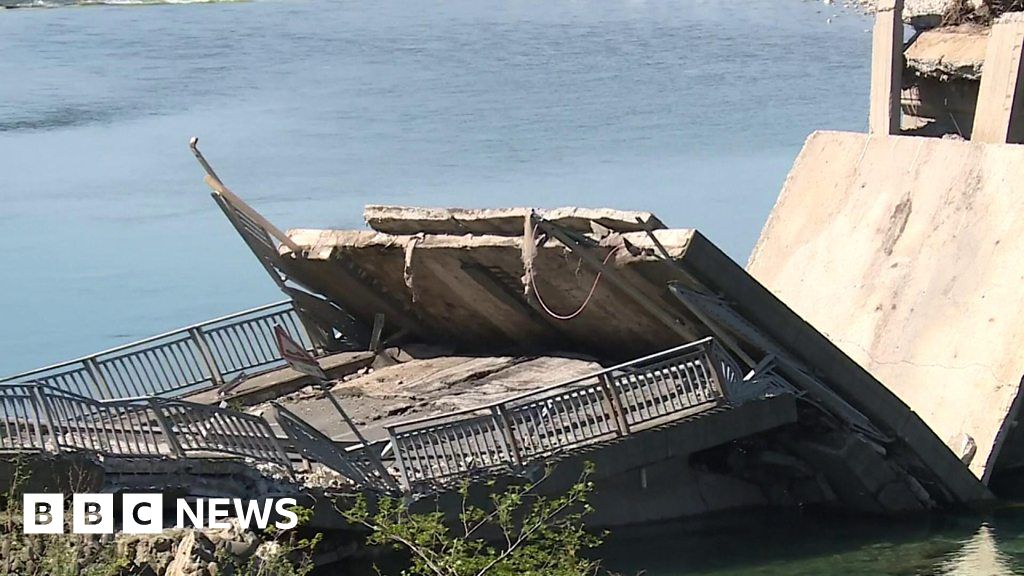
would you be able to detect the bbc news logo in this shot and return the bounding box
[23,494,299,534]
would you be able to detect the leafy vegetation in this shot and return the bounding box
[0,456,124,576]
[343,464,604,576]
[942,0,1024,25]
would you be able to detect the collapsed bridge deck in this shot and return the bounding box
[0,150,996,519]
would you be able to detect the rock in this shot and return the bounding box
[952,432,978,465]
[119,532,182,575]
[165,531,217,576]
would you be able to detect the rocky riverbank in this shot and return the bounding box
[841,0,1019,26]
[2,519,327,576]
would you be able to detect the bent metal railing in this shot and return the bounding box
[385,337,738,490]
[272,403,399,493]
[2,339,755,495]
[0,301,317,400]
[0,383,292,472]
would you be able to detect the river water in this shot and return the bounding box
[4,1,1024,574]
[0,0,871,373]
[600,508,1024,575]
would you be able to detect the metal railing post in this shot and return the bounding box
[704,344,728,405]
[292,306,330,356]
[28,386,59,452]
[261,419,296,478]
[188,328,224,386]
[598,374,630,435]
[386,428,411,491]
[147,399,185,458]
[84,358,114,400]
[491,405,523,467]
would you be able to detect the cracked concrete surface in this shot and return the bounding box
[261,354,601,443]
[748,130,1024,481]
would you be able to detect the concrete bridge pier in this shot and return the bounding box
[973,15,1024,144]
[870,0,904,135]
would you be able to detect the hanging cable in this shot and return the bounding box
[530,245,619,321]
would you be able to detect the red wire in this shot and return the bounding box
[529,246,619,321]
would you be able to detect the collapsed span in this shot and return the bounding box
[189,137,990,513]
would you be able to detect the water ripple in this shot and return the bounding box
[2,0,240,9]
[0,104,130,132]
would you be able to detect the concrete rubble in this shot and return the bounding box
[362,205,666,236]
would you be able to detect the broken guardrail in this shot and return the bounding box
[385,337,739,490]
[273,403,399,492]
[1,337,776,497]
[0,301,316,400]
[0,383,292,472]
[0,382,400,492]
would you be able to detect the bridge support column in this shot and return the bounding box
[973,15,1024,143]
[869,0,904,135]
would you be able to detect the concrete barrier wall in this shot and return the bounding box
[747,130,1024,482]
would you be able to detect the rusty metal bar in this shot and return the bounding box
[532,215,692,340]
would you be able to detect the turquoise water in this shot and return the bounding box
[0,0,871,373]
[600,508,1024,576]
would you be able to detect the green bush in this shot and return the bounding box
[343,464,604,576]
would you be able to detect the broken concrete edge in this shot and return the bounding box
[684,231,993,506]
[362,205,667,236]
[183,351,377,407]
[905,25,989,80]
[284,227,694,261]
